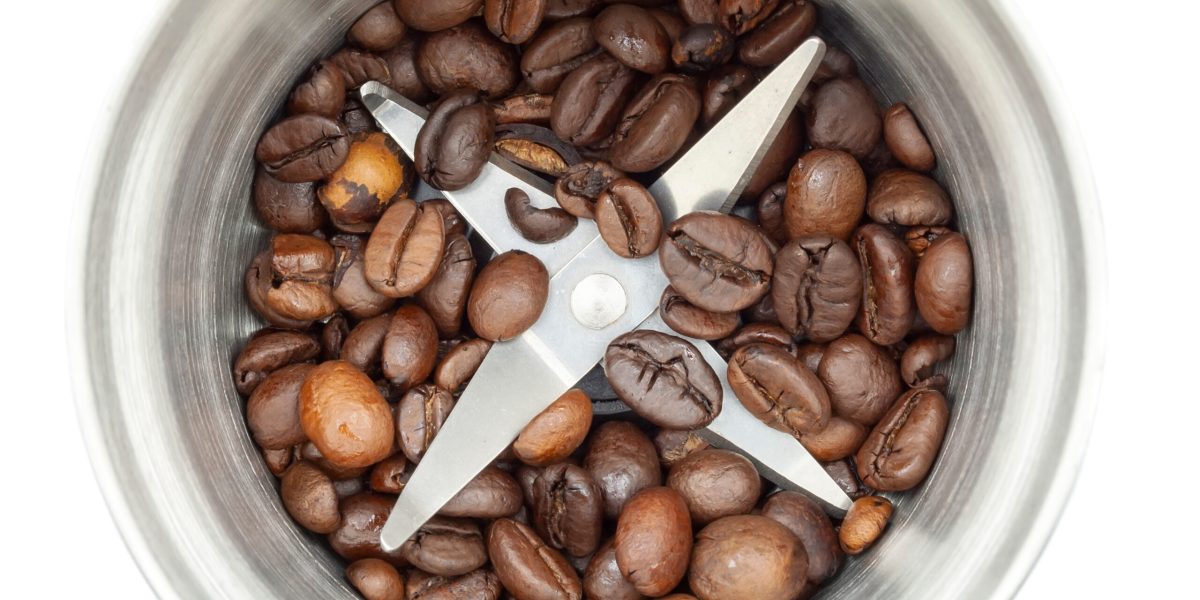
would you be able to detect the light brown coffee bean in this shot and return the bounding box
[689,514,808,600]
[280,460,341,534]
[440,466,524,518]
[900,334,956,389]
[785,149,867,241]
[433,338,492,395]
[883,102,936,171]
[488,518,584,600]
[514,389,593,466]
[839,496,892,555]
[300,361,394,469]
[915,232,973,335]
[396,384,455,463]
[364,199,446,298]
[615,487,692,597]
[467,251,550,341]
[666,449,761,525]
[595,177,663,258]
[346,558,405,600]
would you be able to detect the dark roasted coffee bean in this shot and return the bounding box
[785,149,866,241]
[679,0,778,35]
[672,24,734,73]
[467,251,550,341]
[281,461,341,534]
[415,91,496,191]
[321,313,349,360]
[330,48,392,90]
[854,224,917,345]
[332,235,396,320]
[667,449,760,525]
[288,61,347,119]
[233,330,320,396]
[402,516,489,576]
[257,234,339,323]
[744,108,804,201]
[381,304,439,391]
[329,492,407,564]
[904,225,952,259]
[795,341,825,372]
[495,124,582,177]
[433,338,491,395]
[595,177,663,258]
[716,322,795,358]
[380,35,433,103]
[659,211,774,312]
[505,188,579,244]
[817,334,903,426]
[364,199,445,297]
[867,169,953,227]
[807,78,881,159]
[772,235,862,342]
[247,364,314,450]
[488,518,584,600]
[605,330,722,428]
[839,496,892,555]
[812,45,856,83]
[900,334,955,388]
[416,21,520,98]
[533,463,604,556]
[701,64,754,128]
[319,132,414,232]
[368,453,411,494]
[415,233,476,337]
[406,569,503,600]
[551,53,638,146]
[256,115,350,183]
[799,415,867,462]
[690,514,807,600]
[396,383,454,463]
[653,428,710,468]
[262,446,294,477]
[342,313,391,376]
[755,181,789,246]
[593,4,671,74]
[660,286,739,340]
[486,0,548,43]
[394,0,482,32]
[554,160,625,218]
[824,458,871,499]
[341,98,379,134]
[441,466,524,518]
[609,74,701,173]
[300,361,394,468]
[521,17,602,93]
[545,0,601,19]
[883,102,935,171]
[493,93,556,125]
[857,387,948,491]
[738,0,817,67]
[349,2,408,51]
[761,491,842,585]
[915,232,973,334]
[584,421,662,519]
[253,168,327,234]
[422,199,467,237]
[346,558,405,600]
[728,343,831,436]
[615,487,692,597]
[514,389,593,466]
[583,539,640,600]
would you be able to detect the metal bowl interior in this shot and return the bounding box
[72,0,1103,598]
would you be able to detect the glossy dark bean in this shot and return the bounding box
[584,421,662,519]
[441,466,524,518]
[320,314,349,361]
[233,330,320,396]
[914,232,973,335]
[415,91,496,191]
[411,233,473,337]
[551,53,638,146]
[341,313,390,376]
[504,188,579,244]
[485,0,548,43]
[532,463,604,556]
[728,343,831,436]
[330,235,395,320]
[346,558,405,600]
[288,61,347,119]
[854,224,917,345]
[609,74,702,173]
[300,361,394,469]
[396,384,455,463]
[817,334,903,426]
[761,491,842,585]
[341,97,379,134]
[857,387,949,491]
[605,330,722,429]
[363,199,445,297]
[280,461,341,534]
[739,0,817,66]
[402,516,489,576]
[246,363,314,450]
[405,569,503,600]
[423,198,467,237]
[812,45,856,84]
[593,4,671,74]
[744,108,805,201]
[329,48,392,90]
[467,251,550,341]
[823,458,871,499]
[883,103,935,171]
[653,428,710,468]
[349,2,408,51]
[318,132,414,232]
[381,304,439,391]
[380,35,433,103]
[514,389,593,466]
[614,487,692,597]
[368,453,411,494]
[690,514,807,600]
[679,0,778,34]
[754,182,788,247]
[256,115,350,183]
[701,64,754,128]
[799,416,867,462]
[493,93,555,126]
[660,286,739,340]
[659,211,774,313]
[715,322,795,358]
[807,78,881,160]
[416,21,520,98]
[772,235,862,342]
[795,341,825,372]
[393,0,482,32]
[671,24,735,73]
[595,177,663,258]
[784,149,866,241]
[867,169,953,227]
[488,518,584,600]
[521,17,601,93]
[583,539,641,600]
[667,449,761,525]
[901,334,956,389]
[839,496,892,555]
[329,492,407,564]
[554,160,625,219]
[252,168,327,234]
[433,338,491,395]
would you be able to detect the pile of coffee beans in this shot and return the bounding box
[234,1,974,598]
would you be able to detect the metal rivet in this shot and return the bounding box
[571,273,627,330]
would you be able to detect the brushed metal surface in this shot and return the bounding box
[70,0,1104,598]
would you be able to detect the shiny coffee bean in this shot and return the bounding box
[288,61,346,119]
[396,383,455,463]
[901,334,956,389]
[422,198,467,237]
[406,569,503,600]
[329,492,406,564]
[514,389,593,466]
[415,91,496,191]
[493,93,555,125]
[738,0,818,67]
[329,236,394,319]
[595,177,663,258]
[341,313,391,376]
[415,233,476,338]
[904,225,952,259]
[330,48,392,90]
[496,123,583,177]
[402,516,489,576]
[521,17,602,93]
[394,0,482,32]
[583,539,641,600]
[381,304,439,390]
[551,53,638,146]
[799,416,867,462]
[659,211,775,312]
[584,421,662,519]
[433,338,491,395]
[867,169,953,227]
[784,149,866,241]
[615,487,692,597]
[262,446,293,477]
[667,449,761,525]
[346,558,405,600]
[701,64,754,128]
[795,341,826,372]
[256,115,350,183]
[363,199,445,298]
[233,330,320,396]
[817,334,902,426]
[812,45,857,84]
[857,387,948,491]
[728,343,831,436]
[368,453,411,494]
[593,4,672,74]
[609,74,702,173]
[341,97,379,134]
[660,286,740,340]
[716,322,796,358]
[824,458,871,500]
[505,188,579,244]
[654,428,710,468]
[300,361,394,468]
[545,0,602,19]
[467,251,550,341]
[761,491,842,585]
[689,514,808,600]
[380,36,433,103]
[441,466,524,518]
[744,108,805,201]
[883,102,936,171]
[672,24,735,73]
[247,363,314,450]
[260,234,340,323]
[807,78,881,160]
[416,21,520,98]
[554,160,625,218]
[605,330,722,428]
[280,461,340,534]
[253,168,328,234]
[679,0,778,35]
[319,132,414,232]
[320,314,349,361]
[349,2,408,51]
[486,0,548,43]
[839,496,892,555]
[772,235,862,342]
[488,518,584,600]
[915,232,973,335]
[533,463,604,556]
[854,224,917,345]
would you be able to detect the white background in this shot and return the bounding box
[0,0,1195,597]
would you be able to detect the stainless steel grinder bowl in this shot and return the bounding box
[71,0,1104,598]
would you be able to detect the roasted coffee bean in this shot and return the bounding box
[659,211,774,312]
[738,0,818,67]
[441,466,524,518]
[288,61,347,119]
[784,149,866,241]
[321,314,350,361]
[807,78,881,159]
[415,91,496,191]
[533,463,604,556]
[330,48,392,90]
[299,441,371,481]
[247,364,314,450]
[368,453,411,494]
[493,93,555,125]
[799,416,867,462]
[300,361,394,468]
[735,288,781,325]
[346,558,405,600]
[584,421,662,519]
[593,4,671,74]
[701,64,754,128]
[679,0,778,35]
[329,492,406,564]
[381,304,439,391]
[363,199,445,298]
[667,449,761,525]
[605,330,722,428]
[396,384,454,463]
[729,343,831,436]
[333,476,367,499]
[795,341,825,372]
[495,124,583,177]
[554,160,625,218]
[505,188,579,244]
[253,168,328,234]
[416,22,520,98]
[761,491,842,585]
[883,102,935,171]
[394,0,482,32]
[915,232,973,335]
[467,251,550,341]
[341,98,379,135]
[857,387,948,491]
[660,286,740,340]
[839,496,892,555]
[772,235,862,342]
[595,177,663,258]
[812,45,856,84]
[253,234,339,324]
[615,487,692,596]
[514,389,593,466]
[262,446,294,477]
[415,233,476,337]
[817,334,903,426]
[545,0,601,19]
[233,330,320,396]
[349,2,408,51]
[406,569,503,600]
[867,169,953,227]
[583,539,641,600]
[901,334,955,389]
[488,518,584,600]
[521,17,602,93]
[341,313,391,376]
[904,225,952,259]
[402,516,489,576]
[256,114,350,184]
[690,514,807,600]
[485,0,548,43]
[430,339,490,395]
[280,461,341,534]
[331,235,395,320]
[380,36,433,103]
[609,74,701,173]
[551,53,638,146]
[824,458,871,499]
[744,108,805,201]
[671,24,734,73]
[422,199,467,237]
[318,133,414,232]
[854,224,917,345]
[715,322,795,358]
